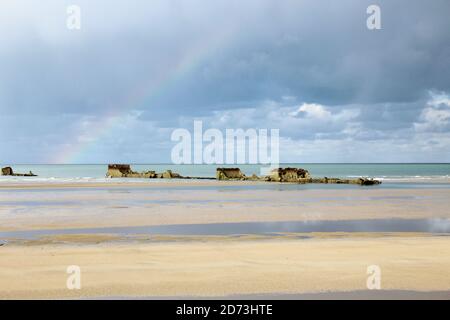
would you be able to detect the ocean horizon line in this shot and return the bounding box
[2,162,450,166]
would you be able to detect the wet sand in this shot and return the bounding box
[0,181,449,232]
[0,181,449,299]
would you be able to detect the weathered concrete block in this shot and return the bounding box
[269,167,311,182]
[106,164,133,178]
[1,167,13,176]
[106,165,182,179]
[142,171,157,178]
[358,178,382,186]
[1,167,36,176]
[161,170,181,179]
[216,168,246,180]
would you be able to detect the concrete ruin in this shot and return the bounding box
[1,167,37,177]
[161,170,182,179]
[267,167,311,182]
[105,164,381,185]
[106,164,158,178]
[216,168,247,180]
[106,164,133,177]
[215,167,381,186]
[106,164,180,179]
[1,167,13,176]
[309,177,381,185]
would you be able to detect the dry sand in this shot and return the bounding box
[0,235,449,299]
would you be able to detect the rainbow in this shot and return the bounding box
[51,28,234,164]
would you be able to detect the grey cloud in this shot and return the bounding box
[0,0,449,163]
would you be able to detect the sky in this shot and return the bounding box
[0,0,449,164]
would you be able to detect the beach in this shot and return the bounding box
[0,173,449,299]
[0,180,449,231]
[1,233,449,299]
[2,0,450,307]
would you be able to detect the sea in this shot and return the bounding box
[0,163,449,184]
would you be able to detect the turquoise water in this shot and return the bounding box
[0,163,449,182]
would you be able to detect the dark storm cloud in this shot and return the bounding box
[0,0,449,163]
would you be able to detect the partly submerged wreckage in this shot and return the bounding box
[106,164,181,179]
[1,167,37,177]
[106,164,381,186]
[215,167,380,185]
